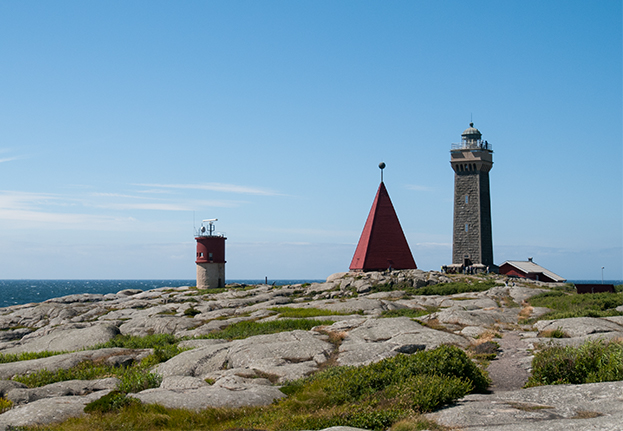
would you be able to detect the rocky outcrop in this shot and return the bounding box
[0,271,621,430]
[427,381,623,430]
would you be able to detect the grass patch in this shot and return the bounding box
[538,327,568,338]
[380,307,438,319]
[527,291,623,321]
[526,339,623,387]
[197,318,335,341]
[269,306,349,318]
[0,396,12,413]
[367,279,500,298]
[92,333,183,366]
[94,333,179,350]
[84,390,140,414]
[0,350,67,364]
[12,360,162,393]
[416,280,500,296]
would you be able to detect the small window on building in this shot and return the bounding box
[465,223,469,232]
[209,253,213,261]
[465,195,469,204]
[199,252,204,257]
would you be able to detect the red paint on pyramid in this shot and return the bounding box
[349,182,417,271]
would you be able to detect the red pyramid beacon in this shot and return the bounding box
[349,163,417,272]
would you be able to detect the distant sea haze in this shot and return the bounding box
[0,279,324,309]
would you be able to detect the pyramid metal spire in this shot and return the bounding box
[349,169,417,272]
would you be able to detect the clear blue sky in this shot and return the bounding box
[0,0,621,281]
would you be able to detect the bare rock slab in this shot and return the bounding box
[337,317,469,366]
[535,317,623,338]
[1,323,120,354]
[131,384,285,410]
[427,380,623,430]
[0,390,112,430]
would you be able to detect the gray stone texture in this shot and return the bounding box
[451,150,494,266]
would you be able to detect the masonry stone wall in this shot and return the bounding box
[452,171,482,265]
[196,263,225,289]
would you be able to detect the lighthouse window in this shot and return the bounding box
[465,223,469,232]
[199,252,204,257]
[209,253,213,261]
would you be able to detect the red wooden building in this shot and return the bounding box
[349,181,417,272]
[499,258,565,283]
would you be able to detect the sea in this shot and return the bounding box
[0,279,620,309]
[0,279,324,309]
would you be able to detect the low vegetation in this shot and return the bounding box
[269,306,350,318]
[12,360,162,394]
[0,350,67,364]
[526,339,623,387]
[538,327,568,339]
[40,345,485,431]
[93,333,183,365]
[0,396,12,414]
[416,280,500,296]
[527,291,623,321]
[197,318,335,341]
[380,307,438,319]
[366,279,500,298]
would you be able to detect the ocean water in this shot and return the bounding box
[1,279,619,309]
[0,279,324,309]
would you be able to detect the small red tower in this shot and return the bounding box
[195,219,226,288]
[350,163,417,272]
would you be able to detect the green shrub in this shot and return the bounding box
[199,318,334,340]
[184,307,201,317]
[84,390,139,414]
[528,291,623,321]
[526,339,623,387]
[117,368,163,393]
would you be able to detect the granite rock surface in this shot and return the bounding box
[0,271,621,430]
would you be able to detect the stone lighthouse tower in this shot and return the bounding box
[450,123,495,270]
[195,219,226,289]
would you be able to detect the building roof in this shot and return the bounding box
[349,182,417,271]
[461,122,482,140]
[500,260,566,282]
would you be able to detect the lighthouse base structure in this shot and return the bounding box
[196,263,225,289]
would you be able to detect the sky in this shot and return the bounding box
[0,0,621,281]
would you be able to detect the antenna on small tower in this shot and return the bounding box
[202,219,218,236]
[379,162,386,183]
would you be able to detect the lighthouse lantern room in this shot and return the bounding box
[195,219,226,289]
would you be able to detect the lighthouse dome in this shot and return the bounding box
[461,123,482,139]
